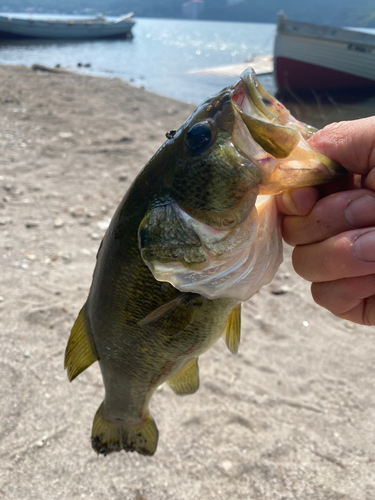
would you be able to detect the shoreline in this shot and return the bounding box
[1,63,375,500]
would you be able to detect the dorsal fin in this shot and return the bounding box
[64,306,99,382]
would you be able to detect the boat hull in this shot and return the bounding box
[0,15,135,40]
[274,15,375,92]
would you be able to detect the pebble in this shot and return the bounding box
[23,351,30,358]
[69,207,84,218]
[25,253,37,261]
[220,460,233,472]
[90,233,101,240]
[269,284,291,295]
[54,218,64,228]
[0,218,12,226]
[0,296,4,302]
[59,132,73,139]
[25,221,39,228]
[96,220,110,231]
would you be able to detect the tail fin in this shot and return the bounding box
[91,403,159,456]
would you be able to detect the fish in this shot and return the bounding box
[64,68,345,456]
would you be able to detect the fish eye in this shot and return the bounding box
[185,121,212,153]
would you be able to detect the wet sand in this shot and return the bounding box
[1,64,375,500]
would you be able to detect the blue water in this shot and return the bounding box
[0,16,276,104]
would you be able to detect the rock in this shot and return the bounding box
[90,233,101,240]
[59,132,73,139]
[25,253,37,261]
[54,218,64,228]
[268,284,291,295]
[69,207,85,218]
[25,221,39,228]
[96,220,110,231]
[0,218,12,226]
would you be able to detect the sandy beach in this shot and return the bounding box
[1,64,375,500]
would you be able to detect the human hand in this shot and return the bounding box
[276,117,375,326]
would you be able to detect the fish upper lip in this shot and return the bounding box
[231,80,248,114]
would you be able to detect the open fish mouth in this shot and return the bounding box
[230,68,346,194]
[232,68,317,141]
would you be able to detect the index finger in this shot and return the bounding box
[308,117,375,182]
[282,189,375,246]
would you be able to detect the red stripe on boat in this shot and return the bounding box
[275,57,375,90]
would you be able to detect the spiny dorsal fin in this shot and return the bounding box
[64,306,98,382]
[167,357,199,395]
[225,304,241,354]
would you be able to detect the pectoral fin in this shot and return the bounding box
[138,293,204,334]
[167,358,199,395]
[64,306,99,382]
[225,304,241,354]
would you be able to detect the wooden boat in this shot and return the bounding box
[0,13,135,40]
[274,13,375,92]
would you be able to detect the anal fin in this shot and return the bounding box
[64,306,98,382]
[167,357,199,395]
[225,304,241,354]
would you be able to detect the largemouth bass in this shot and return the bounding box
[65,69,345,456]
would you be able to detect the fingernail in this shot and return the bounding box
[353,230,375,262]
[281,188,318,216]
[281,190,298,214]
[345,195,375,227]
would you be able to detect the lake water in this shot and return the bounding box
[0,16,276,104]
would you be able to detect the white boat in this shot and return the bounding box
[0,13,136,40]
[274,13,375,92]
